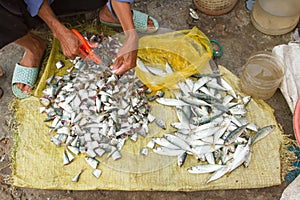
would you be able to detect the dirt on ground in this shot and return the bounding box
[0,0,297,199]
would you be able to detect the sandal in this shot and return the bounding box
[100,9,159,33]
[12,63,39,99]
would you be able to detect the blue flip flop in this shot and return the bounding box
[12,63,39,99]
[100,9,159,33]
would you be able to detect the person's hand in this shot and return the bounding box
[110,44,138,75]
[110,30,138,75]
[37,0,86,60]
[55,27,86,60]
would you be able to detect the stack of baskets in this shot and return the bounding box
[193,0,238,15]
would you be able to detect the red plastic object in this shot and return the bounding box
[294,98,300,146]
[71,29,102,64]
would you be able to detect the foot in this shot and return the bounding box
[99,5,155,32]
[14,33,47,94]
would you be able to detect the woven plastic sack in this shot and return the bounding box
[136,27,213,91]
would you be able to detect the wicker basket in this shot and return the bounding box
[194,0,238,16]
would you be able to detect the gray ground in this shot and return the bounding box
[0,0,296,199]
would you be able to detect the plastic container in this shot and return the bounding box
[251,0,300,35]
[240,52,286,100]
[258,0,300,17]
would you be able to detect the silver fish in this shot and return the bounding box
[187,164,223,174]
[145,65,167,76]
[153,137,181,150]
[224,123,248,145]
[205,152,215,164]
[180,96,211,107]
[156,98,189,106]
[229,139,251,172]
[220,78,237,98]
[192,144,223,156]
[177,151,187,167]
[193,76,211,92]
[206,165,230,183]
[153,146,185,156]
[164,134,192,151]
[251,125,275,145]
[206,79,227,91]
[165,61,174,74]
[243,149,253,168]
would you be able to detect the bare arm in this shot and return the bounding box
[37,0,84,59]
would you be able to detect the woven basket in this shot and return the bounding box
[194,0,238,16]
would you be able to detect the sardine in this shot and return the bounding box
[177,151,187,167]
[187,164,223,174]
[153,146,185,156]
[156,98,189,106]
[206,165,230,183]
[224,123,248,145]
[251,125,275,145]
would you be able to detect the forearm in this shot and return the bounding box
[37,0,67,39]
[37,0,82,59]
[111,0,137,40]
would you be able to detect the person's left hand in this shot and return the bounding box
[110,50,137,75]
[110,37,138,75]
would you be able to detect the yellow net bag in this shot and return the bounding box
[136,26,213,91]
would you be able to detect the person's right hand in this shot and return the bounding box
[37,0,86,60]
[55,27,86,60]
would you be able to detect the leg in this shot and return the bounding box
[14,33,46,94]
[102,0,139,74]
[0,1,46,97]
[99,0,155,32]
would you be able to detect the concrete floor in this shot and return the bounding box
[0,0,297,199]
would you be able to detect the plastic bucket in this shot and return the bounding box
[251,1,300,35]
[240,52,286,100]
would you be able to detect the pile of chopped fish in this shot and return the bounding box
[136,58,276,183]
[40,34,157,181]
[39,32,275,183]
